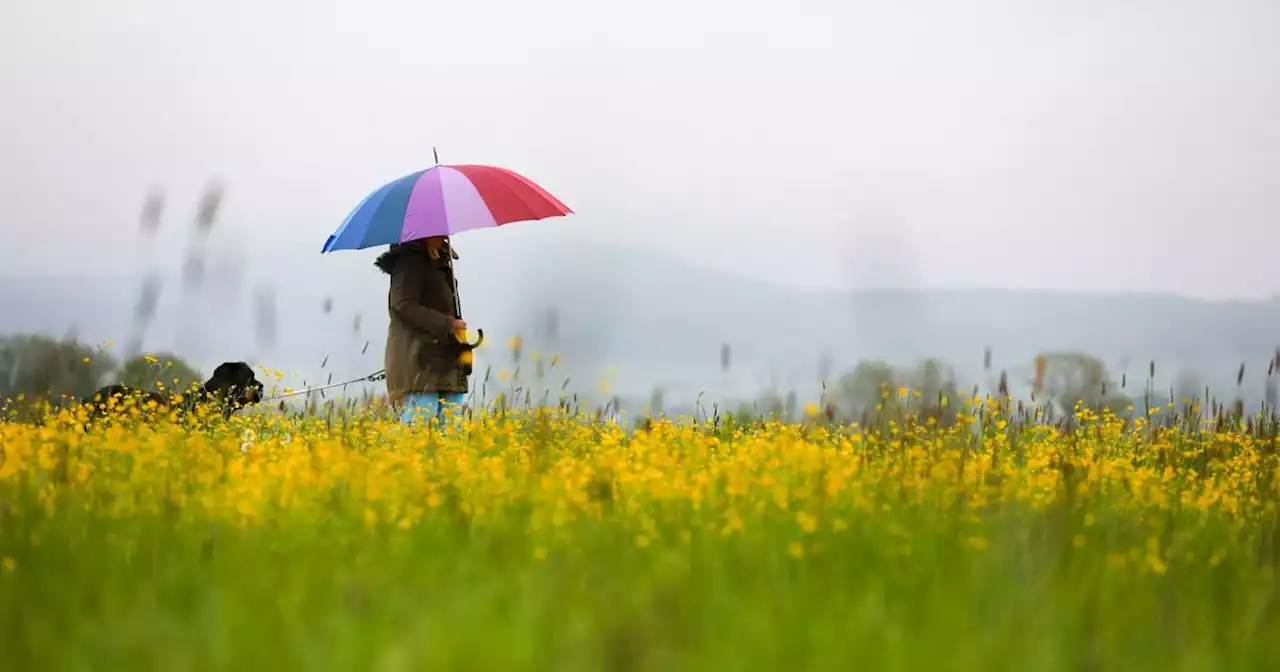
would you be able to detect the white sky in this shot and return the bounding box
[2,0,1278,298]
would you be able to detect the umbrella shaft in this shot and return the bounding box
[445,254,463,318]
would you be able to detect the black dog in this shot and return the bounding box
[83,362,264,421]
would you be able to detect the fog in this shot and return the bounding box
[2,0,1278,406]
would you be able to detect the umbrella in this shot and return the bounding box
[322,160,572,253]
[323,156,571,374]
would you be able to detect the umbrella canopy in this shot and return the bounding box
[323,164,572,253]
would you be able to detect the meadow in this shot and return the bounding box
[2,384,1279,671]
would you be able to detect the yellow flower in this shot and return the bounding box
[0,363,1272,617]
[721,511,744,537]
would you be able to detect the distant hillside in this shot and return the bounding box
[2,241,1278,407]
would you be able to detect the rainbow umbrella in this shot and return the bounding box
[322,159,572,253]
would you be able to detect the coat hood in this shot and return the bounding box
[374,240,458,275]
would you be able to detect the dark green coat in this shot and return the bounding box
[375,241,468,405]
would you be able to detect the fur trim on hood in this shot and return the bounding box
[374,240,457,275]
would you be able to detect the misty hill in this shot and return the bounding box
[3,241,1279,407]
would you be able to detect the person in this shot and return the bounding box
[374,236,469,426]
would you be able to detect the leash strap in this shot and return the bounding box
[262,369,386,403]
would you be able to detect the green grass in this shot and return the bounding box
[3,495,1278,670]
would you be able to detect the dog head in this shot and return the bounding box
[203,362,264,411]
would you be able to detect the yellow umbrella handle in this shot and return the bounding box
[455,328,484,371]
[455,328,484,350]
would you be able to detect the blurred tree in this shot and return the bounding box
[822,358,959,425]
[834,360,897,415]
[904,358,959,406]
[903,358,961,427]
[1032,351,1130,416]
[0,335,118,404]
[117,353,203,394]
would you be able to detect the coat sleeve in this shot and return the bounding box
[389,259,456,340]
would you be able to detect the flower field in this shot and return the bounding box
[2,397,1279,670]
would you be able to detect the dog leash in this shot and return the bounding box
[262,369,387,403]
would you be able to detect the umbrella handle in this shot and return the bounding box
[455,328,484,350]
[455,328,483,376]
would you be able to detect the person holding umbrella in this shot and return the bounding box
[321,156,572,427]
[374,235,469,425]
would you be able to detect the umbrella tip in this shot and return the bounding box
[433,147,439,165]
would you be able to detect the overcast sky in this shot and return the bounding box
[2,0,1278,299]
